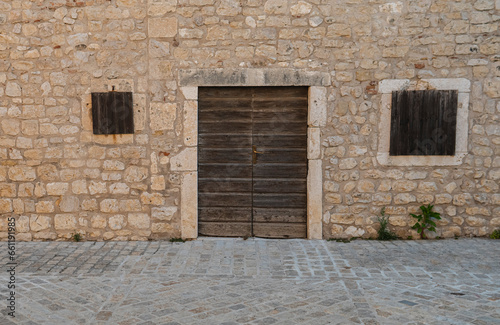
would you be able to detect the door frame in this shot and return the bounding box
[177,69,330,240]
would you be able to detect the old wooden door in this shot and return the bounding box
[198,87,308,238]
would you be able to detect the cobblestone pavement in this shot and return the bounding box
[0,238,499,325]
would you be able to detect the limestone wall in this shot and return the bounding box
[0,0,499,241]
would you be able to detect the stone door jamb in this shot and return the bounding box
[177,69,330,240]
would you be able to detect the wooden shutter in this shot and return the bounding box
[91,92,134,135]
[390,90,457,156]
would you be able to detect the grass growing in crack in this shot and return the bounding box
[490,229,500,239]
[376,207,398,241]
[71,233,82,242]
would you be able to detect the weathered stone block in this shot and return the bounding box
[109,215,126,230]
[0,199,13,213]
[89,181,107,195]
[150,103,176,131]
[140,192,165,205]
[128,213,150,229]
[36,201,55,213]
[8,167,36,181]
[124,166,148,183]
[91,215,107,229]
[453,193,473,206]
[54,214,77,230]
[372,193,392,206]
[37,164,58,181]
[151,175,166,191]
[30,215,51,232]
[357,180,375,193]
[325,194,342,204]
[5,82,22,97]
[465,207,490,216]
[392,180,417,192]
[17,215,30,232]
[418,182,438,193]
[119,199,142,212]
[394,193,417,205]
[435,194,452,204]
[1,119,20,135]
[100,199,119,213]
[46,183,69,195]
[149,17,177,38]
[59,196,79,212]
[329,213,355,224]
[152,223,173,233]
[0,183,16,198]
[465,216,487,226]
[81,199,98,211]
[72,180,88,194]
[170,148,197,171]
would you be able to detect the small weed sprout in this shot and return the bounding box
[376,207,398,240]
[490,229,500,239]
[410,204,441,239]
[71,233,82,242]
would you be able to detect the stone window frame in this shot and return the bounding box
[377,78,470,166]
[177,69,330,240]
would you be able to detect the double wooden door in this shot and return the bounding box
[198,87,308,238]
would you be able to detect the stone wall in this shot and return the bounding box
[0,0,499,241]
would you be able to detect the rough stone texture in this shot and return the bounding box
[0,0,498,241]
[4,239,500,323]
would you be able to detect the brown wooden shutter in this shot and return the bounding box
[91,92,134,135]
[390,90,457,156]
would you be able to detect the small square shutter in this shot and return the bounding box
[390,90,458,156]
[91,92,134,135]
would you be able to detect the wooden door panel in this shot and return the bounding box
[198,163,252,178]
[198,86,308,238]
[198,108,252,122]
[253,149,307,163]
[253,193,307,208]
[199,135,253,148]
[253,135,307,148]
[252,223,307,239]
[199,179,252,193]
[253,164,308,178]
[199,207,252,222]
[199,193,252,207]
[252,179,306,193]
[198,122,252,134]
[252,110,308,122]
[253,122,307,135]
[198,148,252,163]
[198,222,252,237]
[253,208,307,223]
[198,87,253,237]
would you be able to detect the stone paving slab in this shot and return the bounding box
[0,238,499,324]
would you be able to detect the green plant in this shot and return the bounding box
[490,229,500,239]
[376,207,398,240]
[410,204,441,239]
[71,233,82,242]
[169,237,186,243]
